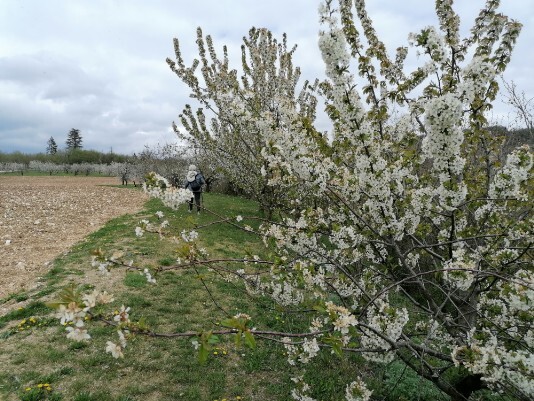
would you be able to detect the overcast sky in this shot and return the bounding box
[0,0,532,155]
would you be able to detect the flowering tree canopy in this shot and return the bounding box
[255,0,531,399]
[166,27,320,217]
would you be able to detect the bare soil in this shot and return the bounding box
[0,176,148,303]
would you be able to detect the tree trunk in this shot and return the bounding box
[450,374,484,401]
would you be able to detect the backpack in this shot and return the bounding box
[189,175,201,191]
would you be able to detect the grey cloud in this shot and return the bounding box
[0,53,113,101]
[0,0,532,155]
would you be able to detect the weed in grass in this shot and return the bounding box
[40,348,68,363]
[122,294,152,309]
[69,341,89,351]
[158,257,175,266]
[19,383,61,401]
[2,292,30,303]
[0,330,14,339]
[0,302,50,325]
[57,366,75,376]
[123,273,147,288]
[79,353,110,369]
[35,286,56,298]
[73,392,97,401]
[80,391,123,401]
[116,396,137,401]
[0,373,20,393]
[14,316,55,334]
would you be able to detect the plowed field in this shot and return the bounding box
[0,176,148,302]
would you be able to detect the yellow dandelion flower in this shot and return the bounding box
[25,387,32,391]
[236,397,242,400]
[223,350,228,355]
[213,351,218,355]
[37,384,44,388]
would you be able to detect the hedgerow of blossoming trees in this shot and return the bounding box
[49,1,532,400]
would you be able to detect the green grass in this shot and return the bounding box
[0,191,449,401]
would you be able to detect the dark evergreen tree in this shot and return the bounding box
[66,128,83,150]
[46,136,58,155]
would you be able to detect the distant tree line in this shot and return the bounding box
[0,142,197,188]
[0,148,130,165]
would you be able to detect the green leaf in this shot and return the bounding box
[208,335,220,345]
[332,343,343,357]
[46,283,83,308]
[221,318,239,329]
[198,343,209,364]
[235,330,242,347]
[244,330,256,349]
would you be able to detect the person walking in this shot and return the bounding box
[184,164,206,213]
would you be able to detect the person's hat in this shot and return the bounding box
[188,164,197,171]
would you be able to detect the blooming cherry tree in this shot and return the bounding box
[255,1,532,400]
[167,27,319,217]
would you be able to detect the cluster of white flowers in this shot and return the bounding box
[141,268,157,284]
[423,26,450,65]
[345,379,373,401]
[422,93,465,174]
[474,145,532,220]
[143,173,192,210]
[489,145,533,200]
[268,280,304,306]
[106,330,128,359]
[54,289,116,344]
[326,301,358,337]
[452,327,534,395]
[290,376,317,401]
[91,255,111,275]
[459,57,496,104]
[360,300,409,363]
[180,229,199,243]
[283,336,321,366]
[82,289,114,311]
[443,248,477,291]
[113,305,131,324]
[135,213,170,240]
